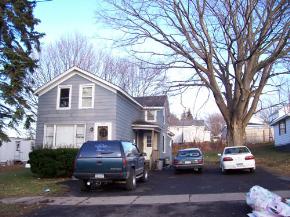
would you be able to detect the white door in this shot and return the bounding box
[143,133,153,160]
[55,125,74,147]
[94,122,112,140]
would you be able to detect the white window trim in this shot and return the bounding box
[79,84,95,109]
[145,110,157,122]
[56,85,72,110]
[94,122,112,140]
[162,134,166,153]
[43,124,86,148]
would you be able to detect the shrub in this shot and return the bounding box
[29,148,79,178]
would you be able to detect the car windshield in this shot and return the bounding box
[224,147,250,155]
[79,141,122,158]
[177,150,201,157]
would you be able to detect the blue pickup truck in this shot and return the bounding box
[73,140,148,191]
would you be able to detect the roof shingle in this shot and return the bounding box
[134,95,167,107]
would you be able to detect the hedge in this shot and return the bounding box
[29,148,79,178]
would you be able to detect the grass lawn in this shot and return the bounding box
[0,166,69,198]
[204,143,290,177]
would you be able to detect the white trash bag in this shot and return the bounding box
[246,185,290,217]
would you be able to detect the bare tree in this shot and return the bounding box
[97,0,290,146]
[32,33,100,88]
[205,113,226,136]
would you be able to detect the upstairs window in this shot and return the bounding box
[145,110,157,122]
[57,85,71,109]
[79,84,94,109]
[279,120,286,135]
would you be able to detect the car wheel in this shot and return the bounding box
[249,168,255,173]
[80,180,91,192]
[197,168,203,174]
[140,168,148,182]
[221,166,227,174]
[125,169,136,190]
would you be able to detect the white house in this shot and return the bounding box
[270,105,290,147]
[169,119,211,143]
[221,115,273,144]
[0,137,34,164]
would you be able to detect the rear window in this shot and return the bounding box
[78,141,122,158]
[224,147,250,155]
[177,150,201,157]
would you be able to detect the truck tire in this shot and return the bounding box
[125,169,136,190]
[140,168,148,182]
[80,180,91,192]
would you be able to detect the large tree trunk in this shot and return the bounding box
[226,121,246,146]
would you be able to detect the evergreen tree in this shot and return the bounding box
[0,0,44,141]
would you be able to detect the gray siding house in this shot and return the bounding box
[35,66,173,163]
[270,105,290,147]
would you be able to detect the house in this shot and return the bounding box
[270,105,290,147]
[34,66,173,164]
[221,115,273,144]
[0,137,34,164]
[169,119,211,143]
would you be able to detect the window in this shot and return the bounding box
[279,120,286,135]
[145,110,156,122]
[15,141,20,151]
[122,142,139,156]
[146,135,152,147]
[45,125,54,147]
[79,84,94,109]
[57,85,71,109]
[76,124,85,147]
[44,124,85,148]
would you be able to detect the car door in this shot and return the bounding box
[132,144,144,175]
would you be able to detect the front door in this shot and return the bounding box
[94,122,112,141]
[143,133,153,160]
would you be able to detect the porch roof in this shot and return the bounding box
[132,120,161,132]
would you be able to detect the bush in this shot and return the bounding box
[29,148,79,178]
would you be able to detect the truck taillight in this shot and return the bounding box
[122,158,127,168]
[245,155,255,160]
[223,157,233,161]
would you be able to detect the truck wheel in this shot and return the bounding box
[80,180,91,192]
[140,168,148,182]
[125,169,136,190]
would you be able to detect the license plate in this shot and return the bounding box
[185,161,191,164]
[236,163,243,167]
[95,174,104,179]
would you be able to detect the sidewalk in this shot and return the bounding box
[1,191,290,206]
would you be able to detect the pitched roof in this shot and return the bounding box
[170,119,205,127]
[34,66,144,107]
[134,95,167,107]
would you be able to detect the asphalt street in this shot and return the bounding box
[63,165,290,197]
[28,202,252,217]
[20,165,290,217]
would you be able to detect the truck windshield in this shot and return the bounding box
[78,141,122,158]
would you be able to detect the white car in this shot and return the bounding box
[218,146,255,173]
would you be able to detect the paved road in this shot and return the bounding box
[28,202,252,217]
[17,165,290,217]
[63,165,290,196]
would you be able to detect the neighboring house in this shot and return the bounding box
[0,137,34,164]
[35,66,173,164]
[169,119,211,143]
[270,105,290,147]
[221,115,273,144]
